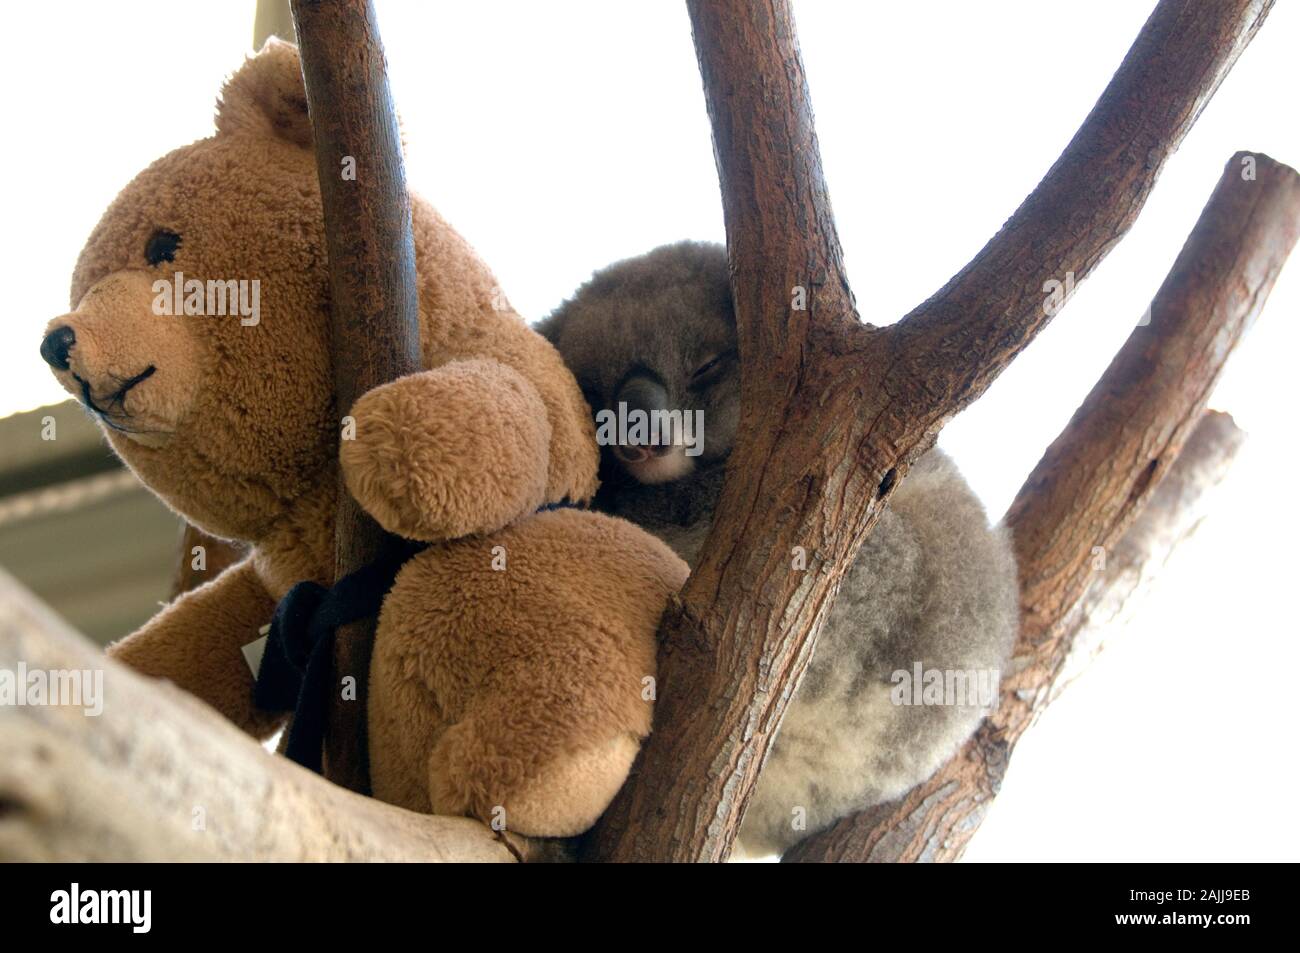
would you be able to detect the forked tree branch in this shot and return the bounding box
[583,0,1276,862]
[785,153,1300,863]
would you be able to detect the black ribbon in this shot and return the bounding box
[254,540,426,774]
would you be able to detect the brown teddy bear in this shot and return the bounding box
[38,40,687,837]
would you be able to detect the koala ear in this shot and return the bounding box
[216,37,314,149]
[534,310,565,345]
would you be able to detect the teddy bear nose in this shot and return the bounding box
[40,325,76,370]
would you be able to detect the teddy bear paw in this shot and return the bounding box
[340,360,553,541]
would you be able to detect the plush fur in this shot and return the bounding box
[540,241,1020,855]
[42,40,686,837]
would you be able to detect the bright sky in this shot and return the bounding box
[3,1,1297,860]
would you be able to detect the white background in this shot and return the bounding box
[2,1,1296,860]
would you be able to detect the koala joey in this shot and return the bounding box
[539,241,1020,858]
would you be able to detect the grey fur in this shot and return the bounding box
[540,241,1020,857]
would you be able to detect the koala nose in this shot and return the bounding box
[615,376,670,443]
[40,326,76,370]
[613,374,680,464]
[612,443,674,464]
[613,444,650,463]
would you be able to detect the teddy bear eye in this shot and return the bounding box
[144,229,182,266]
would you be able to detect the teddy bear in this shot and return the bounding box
[38,39,687,838]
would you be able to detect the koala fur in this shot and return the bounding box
[540,241,1020,856]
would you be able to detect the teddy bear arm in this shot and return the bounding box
[340,359,553,541]
[448,317,601,507]
[106,556,285,739]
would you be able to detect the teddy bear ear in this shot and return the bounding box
[215,37,315,149]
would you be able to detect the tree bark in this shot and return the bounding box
[1010,152,1298,644]
[583,0,1276,862]
[0,568,513,863]
[1050,411,1246,702]
[784,152,1300,863]
[291,0,422,794]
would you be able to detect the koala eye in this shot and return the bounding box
[144,229,182,266]
[691,351,730,385]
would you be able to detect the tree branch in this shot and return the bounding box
[584,0,1277,862]
[291,0,422,793]
[0,568,513,862]
[1010,151,1299,642]
[1050,410,1246,703]
[785,152,1300,863]
[582,0,872,862]
[888,1,1275,425]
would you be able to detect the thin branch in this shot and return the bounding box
[887,1,1276,427]
[785,152,1300,863]
[1010,151,1299,641]
[1050,410,1247,703]
[291,0,422,792]
[584,0,1276,863]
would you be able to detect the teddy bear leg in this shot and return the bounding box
[367,508,687,838]
[370,508,687,836]
[428,711,642,838]
[339,360,553,541]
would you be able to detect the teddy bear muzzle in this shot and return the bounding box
[42,273,204,445]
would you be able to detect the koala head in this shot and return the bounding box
[40,41,339,541]
[539,241,738,486]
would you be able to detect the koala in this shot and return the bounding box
[540,241,1020,857]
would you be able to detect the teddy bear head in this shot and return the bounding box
[41,41,369,541]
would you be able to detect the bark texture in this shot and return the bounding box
[1051,410,1246,701]
[584,0,1276,863]
[291,0,422,793]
